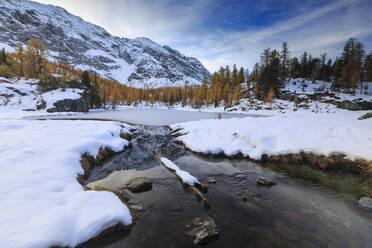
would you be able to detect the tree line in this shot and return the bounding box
[1,38,371,108]
[0,39,132,108]
[250,38,372,100]
[0,39,246,108]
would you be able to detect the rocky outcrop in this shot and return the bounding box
[358,112,372,120]
[77,128,131,184]
[47,93,90,112]
[278,90,372,111]
[36,99,46,110]
[47,98,89,113]
[337,100,361,111]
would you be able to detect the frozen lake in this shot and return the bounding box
[36,108,267,126]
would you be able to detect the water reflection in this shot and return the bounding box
[86,126,372,248]
[32,108,268,126]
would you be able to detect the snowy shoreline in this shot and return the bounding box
[0,78,135,248]
[0,116,134,248]
[171,110,372,162]
[1,76,372,247]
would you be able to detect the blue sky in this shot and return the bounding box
[34,0,372,72]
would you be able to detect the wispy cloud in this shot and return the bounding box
[34,0,372,72]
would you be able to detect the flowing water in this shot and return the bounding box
[83,125,372,248]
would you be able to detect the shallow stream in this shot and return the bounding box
[84,125,372,248]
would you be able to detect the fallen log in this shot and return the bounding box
[159,156,210,209]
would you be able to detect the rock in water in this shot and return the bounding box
[207,177,217,184]
[125,177,153,193]
[187,217,219,245]
[257,176,277,187]
[359,197,372,209]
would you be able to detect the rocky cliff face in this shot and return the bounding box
[0,0,211,87]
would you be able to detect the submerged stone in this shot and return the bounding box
[207,177,217,184]
[359,197,372,209]
[125,177,153,193]
[257,176,277,187]
[187,217,219,245]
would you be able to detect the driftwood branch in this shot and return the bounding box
[158,156,210,209]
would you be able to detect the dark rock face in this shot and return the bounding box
[337,100,361,111]
[356,100,372,110]
[336,100,372,111]
[125,177,153,193]
[0,0,211,87]
[47,94,90,112]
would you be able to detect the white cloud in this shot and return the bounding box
[183,0,372,71]
[33,0,372,72]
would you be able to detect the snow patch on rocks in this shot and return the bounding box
[41,88,84,109]
[0,77,84,111]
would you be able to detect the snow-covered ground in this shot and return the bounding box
[113,79,372,162]
[284,78,372,97]
[0,78,133,248]
[112,78,371,116]
[171,109,372,161]
[0,77,83,111]
[1,76,372,247]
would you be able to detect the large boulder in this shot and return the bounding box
[54,98,89,112]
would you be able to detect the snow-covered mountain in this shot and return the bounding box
[0,0,211,87]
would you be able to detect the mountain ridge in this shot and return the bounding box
[0,0,211,87]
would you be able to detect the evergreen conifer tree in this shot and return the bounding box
[0,48,6,64]
[365,53,372,82]
[280,41,290,82]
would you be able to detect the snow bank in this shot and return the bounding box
[41,88,84,109]
[0,118,132,248]
[171,111,372,161]
[160,157,200,186]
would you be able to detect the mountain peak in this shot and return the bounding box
[0,0,211,87]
